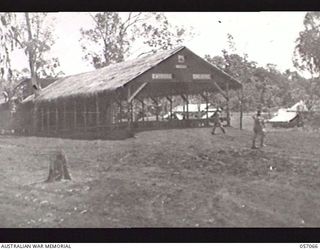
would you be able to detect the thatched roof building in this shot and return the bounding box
[25,46,241,103]
[18,46,242,139]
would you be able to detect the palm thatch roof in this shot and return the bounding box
[24,46,242,103]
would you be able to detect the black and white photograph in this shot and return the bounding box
[0,11,319,231]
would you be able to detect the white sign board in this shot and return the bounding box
[192,74,211,80]
[175,64,187,69]
[152,73,173,80]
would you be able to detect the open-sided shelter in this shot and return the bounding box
[19,46,242,139]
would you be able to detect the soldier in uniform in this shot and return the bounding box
[211,108,226,135]
[252,109,266,149]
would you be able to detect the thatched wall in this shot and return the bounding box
[28,91,115,139]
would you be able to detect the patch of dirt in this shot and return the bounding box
[0,115,320,227]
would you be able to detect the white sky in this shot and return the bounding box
[12,12,307,77]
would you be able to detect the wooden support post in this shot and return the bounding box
[226,82,230,127]
[46,106,50,133]
[137,99,145,122]
[119,101,122,123]
[55,101,58,132]
[41,108,44,132]
[197,97,201,121]
[205,91,209,121]
[181,94,189,120]
[186,94,189,120]
[73,99,77,129]
[33,105,38,135]
[151,97,159,121]
[113,96,121,124]
[96,94,100,127]
[63,100,66,130]
[127,87,132,130]
[200,91,209,121]
[240,88,243,130]
[130,101,134,124]
[182,99,185,118]
[166,96,173,120]
[141,100,145,122]
[83,101,87,132]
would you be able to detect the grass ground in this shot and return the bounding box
[1,113,320,227]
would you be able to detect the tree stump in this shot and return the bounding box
[45,150,71,183]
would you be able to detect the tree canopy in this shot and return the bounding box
[294,12,320,77]
[80,12,193,69]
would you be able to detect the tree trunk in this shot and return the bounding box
[25,13,40,96]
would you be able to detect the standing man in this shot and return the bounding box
[252,109,266,149]
[211,108,226,135]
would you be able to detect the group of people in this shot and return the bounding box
[210,107,266,149]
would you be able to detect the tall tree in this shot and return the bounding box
[24,13,39,94]
[80,12,192,69]
[19,13,63,83]
[0,13,19,100]
[293,12,320,110]
[80,12,144,68]
[0,13,17,81]
[137,12,190,56]
[294,12,320,77]
[0,13,63,99]
[205,34,258,112]
[205,33,296,111]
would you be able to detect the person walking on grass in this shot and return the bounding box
[211,108,225,135]
[252,109,266,149]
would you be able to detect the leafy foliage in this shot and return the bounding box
[205,34,298,112]
[80,12,137,68]
[0,13,18,82]
[294,12,320,77]
[19,13,63,79]
[0,12,63,102]
[293,12,320,110]
[80,12,193,69]
[137,13,190,55]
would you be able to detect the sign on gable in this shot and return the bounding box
[178,55,185,63]
[152,73,173,80]
[175,64,187,69]
[192,74,211,80]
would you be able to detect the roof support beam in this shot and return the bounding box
[211,80,228,99]
[127,82,149,103]
[180,94,188,103]
[166,96,172,103]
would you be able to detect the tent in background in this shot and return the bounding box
[268,101,308,127]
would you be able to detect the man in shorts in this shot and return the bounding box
[211,108,226,135]
[252,109,266,149]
